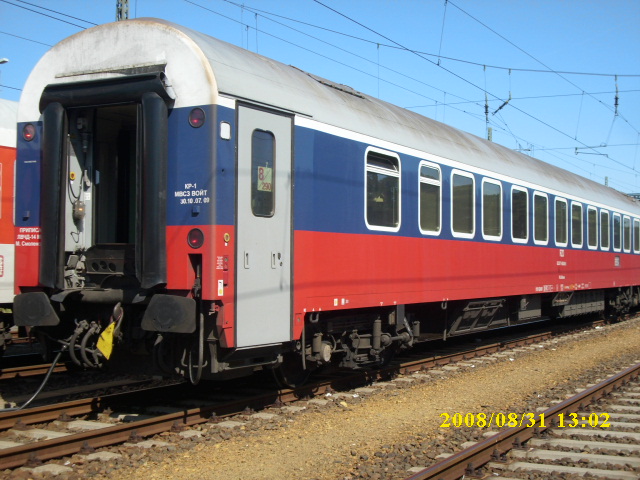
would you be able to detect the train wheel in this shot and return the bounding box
[152,335,177,376]
[273,352,310,388]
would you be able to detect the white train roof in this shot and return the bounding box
[0,99,17,148]
[19,18,639,214]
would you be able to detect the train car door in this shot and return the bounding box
[236,106,292,348]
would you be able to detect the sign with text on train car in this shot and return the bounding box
[173,183,210,205]
[257,166,273,192]
[16,227,41,247]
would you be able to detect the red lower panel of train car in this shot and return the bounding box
[293,230,639,316]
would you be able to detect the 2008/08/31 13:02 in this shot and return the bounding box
[439,412,611,428]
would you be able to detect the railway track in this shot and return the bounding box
[0,363,67,381]
[406,361,640,480]
[0,321,610,472]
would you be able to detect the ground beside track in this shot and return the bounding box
[32,319,640,480]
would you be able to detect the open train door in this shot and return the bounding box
[236,105,292,348]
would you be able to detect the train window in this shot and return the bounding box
[482,179,502,240]
[587,207,598,249]
[555,198,568,247]
[251,129,275,217]
[634,219,640,254]
[613,213,621,251]
[623,216,631,253]
[451,170,475,238]
[365,148,400,231]
[571,203,583,248]
[533,192,548,244]
[511,187,528,243]
[419,162,441,235]
[600,210,610,250]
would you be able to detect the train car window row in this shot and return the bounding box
[363,149,640,253]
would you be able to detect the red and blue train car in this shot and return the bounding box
[0,99,17,354]
[12,19,640,381]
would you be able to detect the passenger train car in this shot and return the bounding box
[13,19,640,382]
[0,99,17,355]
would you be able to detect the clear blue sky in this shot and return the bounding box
[1,0,639,193]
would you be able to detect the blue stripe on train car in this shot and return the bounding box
[15,122,43,228]
[166,105,214,227]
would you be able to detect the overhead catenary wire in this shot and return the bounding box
[5,0,638,190]
[446,0,639,136]
[574,91,585,140]
[404,89,640,109]
[15,0,98,26]
[0,29,53,47]
[311,0,640,176]
[437,0,448,66]
[219,0,640,79]
[195,0,552,155]
[184,0,460,108]
[0,0,90,29]
[182,0,640,182]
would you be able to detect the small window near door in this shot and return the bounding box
[482,179,502,240]
[600,210,610,250]
[613,213,621,251]
[365,148,401,230]
[571,202,583,247]
[533,192,548,244]
[623,216,631,253]
[251,129,275,217]
[419,162,441,235]
[511,186,528,242]
[555,198,568,247]
[587,206,598,249]
[451,171,475,237]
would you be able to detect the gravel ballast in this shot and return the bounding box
[8,318,640,480]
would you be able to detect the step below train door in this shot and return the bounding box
[236,105,292,348]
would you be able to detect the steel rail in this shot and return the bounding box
[405,361,640,480]
[0,382,184,431]
[0,363,67,380]
[0,321,607,470]
[0,382,315,469]
[396,329,561,375]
